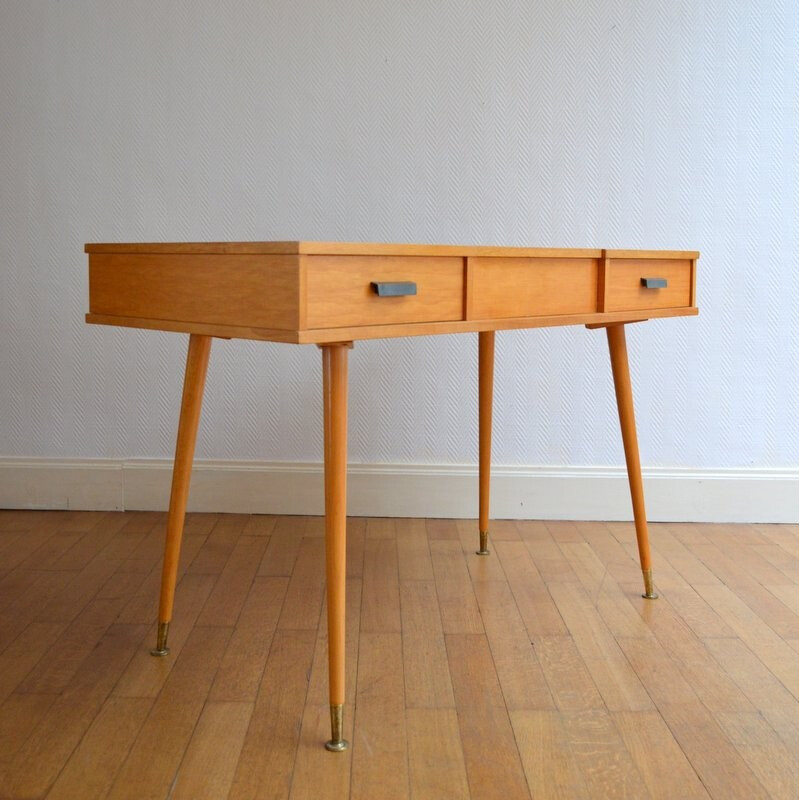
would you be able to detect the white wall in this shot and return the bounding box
[0,1,797,519]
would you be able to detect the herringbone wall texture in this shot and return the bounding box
[0,1,797,470]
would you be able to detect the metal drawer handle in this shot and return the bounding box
[641,277,668,289]
[370,281,417,297]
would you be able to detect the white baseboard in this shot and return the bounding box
[0,458,796,523]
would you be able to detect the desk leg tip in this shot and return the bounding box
[476,530,490,556]
[150,621,170,657]
[641,569,658,599]
[325,704,348,752]
[325,739,349,752]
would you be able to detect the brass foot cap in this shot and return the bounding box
[150,646,170,657]
[325,739,349,752]
[476,548,490,556]
[642,592,659,600]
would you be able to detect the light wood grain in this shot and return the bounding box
[322,343,349,717]
[478,330,494,546]
[89,253,301,329]
[86,304,698,343]
[305,255,464,327]
[607,324,653,587]
[157,335,212,634]
[1,512,791,800]
[605,257,692,312]
[469,256,598,319]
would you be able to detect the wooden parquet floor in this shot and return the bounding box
[0,510,796,799]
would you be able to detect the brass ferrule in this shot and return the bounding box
[476,530,490,555]
[325,704,349,752]
[150,621,171,657]
[641,568,658,599]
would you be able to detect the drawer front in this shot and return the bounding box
[604,258,692,311]
[89,253,301,329]
[304,256,464,328]
[469,257,598,320]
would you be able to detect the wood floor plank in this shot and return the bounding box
[511,710,590,799]
[714,710,799,799]
[547,582,652,711]
[112,573,217,698]
[749,523,799,557]
[186,513,248,575]
[617,635,771,800]
[107,625,232,800]
[445,633,531,800]
[350,632,409,800]
[517,520,580,584]
[407,708,471,800]
[365,517,396,539]
[257,516,305,576]
[209,576,289,703]
[171,700,254,800]
[47,696,153,800]
[17,584,141,694]
[241,514,277,536]
[400,579,455,708]
[533,635,605,712]
[289,579,362,800]
[612,710,711,800]
[472,579,553,710]
[228,629,318,800]
[396,518,434,581]
[495,540,568,636]
[0,623,149,799]
[692,581,798,697]
[682,539,798,636]
[0,620,65,704]
[620,586,756,713]
[196,534,270,627]
[430,540,484,634]
[0,570,74,654]
[360,537,401,634]
[0,691,56,766]
[704,636,799,753]
[0,513,794,799]
[561,709,652,799]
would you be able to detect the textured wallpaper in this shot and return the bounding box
[0,0,797,469]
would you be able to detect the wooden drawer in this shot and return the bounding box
[89,253,301,330]
[304,255,464,328]
[603,258,693,312]
[468,257,599,320]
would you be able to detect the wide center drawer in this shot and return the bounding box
[304,255,464,328]
[468,257,599,320]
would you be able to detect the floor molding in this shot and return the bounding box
[0,458,796,523]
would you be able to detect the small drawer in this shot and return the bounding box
[304,255,464,328]
[604,258,692,312]
[468,257,599,320]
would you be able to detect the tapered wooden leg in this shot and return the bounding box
[150,334,212,656]
[477,330,495,555]
[606,324,658,599]
[322,343,350,751]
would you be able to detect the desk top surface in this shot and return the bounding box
[85,241,699,259]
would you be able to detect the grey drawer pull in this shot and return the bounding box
[370,281,417,297]
[641,277,668,289]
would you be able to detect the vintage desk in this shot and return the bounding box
[85,241,699,750]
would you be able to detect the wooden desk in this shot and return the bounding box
[85,241,699,750]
